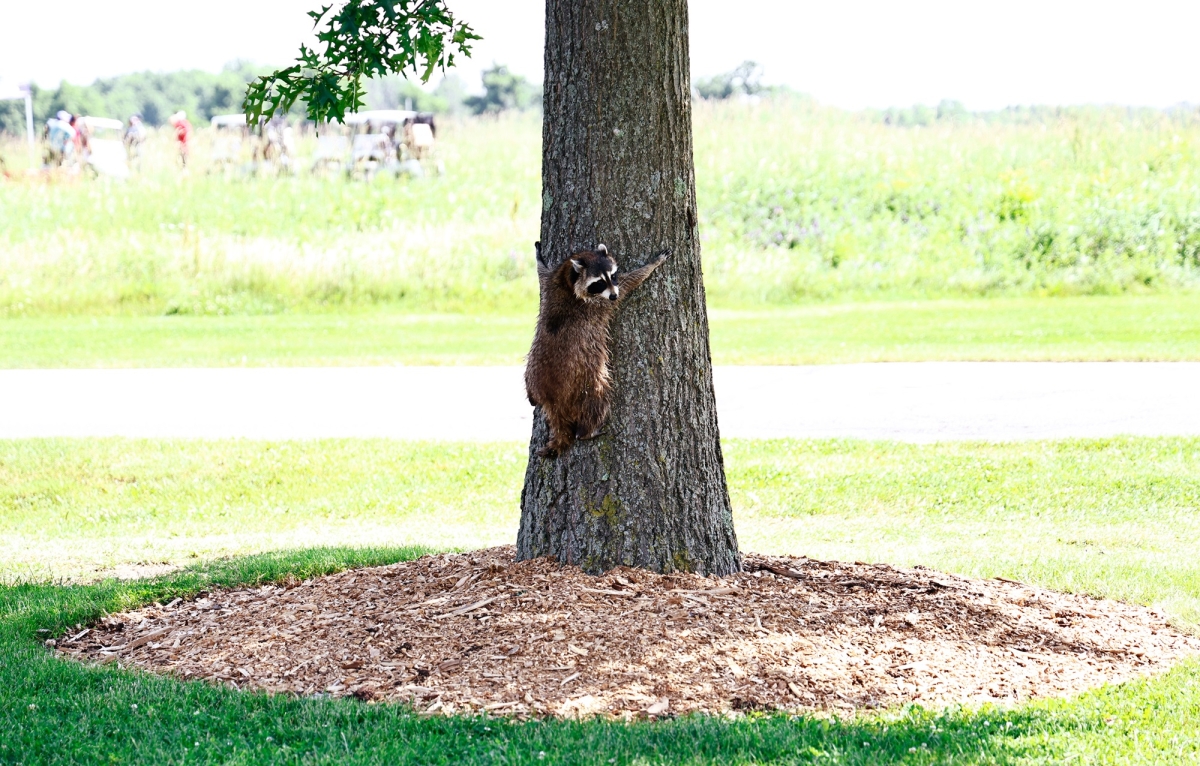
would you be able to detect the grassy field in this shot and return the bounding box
[2,101,1198,318]
[4,437,1199,630]
[695,102,1200,303]
[4,100,1200,763]
[3,436,1200,763]
[3,295,1199,367]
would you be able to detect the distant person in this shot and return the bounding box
[44,111,76,168]
[71,114,89,159]
[169,111,193,168]
[124,115,147,168]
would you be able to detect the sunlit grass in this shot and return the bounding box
[0,440,522,581]
[727,438,1200,628]
[2,102,1198,317]
[4,436,1200,762]
[693,100,1200,302]
[4,437,1199,633]
[4,295,1199,367]
[0,115,543,316]
[708,294,1200,364]
[0,312,536,368]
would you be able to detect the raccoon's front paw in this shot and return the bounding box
[654,248,671,264]
[538,445,559,459]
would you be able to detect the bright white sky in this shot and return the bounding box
[1,0,1197,110]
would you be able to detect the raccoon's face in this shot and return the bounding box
[570,244,620,302]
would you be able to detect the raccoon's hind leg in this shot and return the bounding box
[540,409,575,459]
[574,393,611,442]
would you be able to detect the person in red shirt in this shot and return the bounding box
[168,111,193,168]
[70,114,87,165]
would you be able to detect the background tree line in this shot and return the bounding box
[8,58,1187,138]
[0,63,543,136]
[690,61,1198,127]
[0,62,267,135]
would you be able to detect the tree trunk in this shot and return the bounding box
[517,0,740,576]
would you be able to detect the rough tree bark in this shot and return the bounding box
[516,0,740,576]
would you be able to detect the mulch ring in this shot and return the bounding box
[57,546,1199,719]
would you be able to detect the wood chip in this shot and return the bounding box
[434,595,506,620]
[484,700,519,710]
[726,658,747,678]
[112,627,172,652]
[62,546,1200,718]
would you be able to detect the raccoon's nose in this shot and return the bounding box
[608,291,618,301]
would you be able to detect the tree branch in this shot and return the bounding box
[244,0,479,126]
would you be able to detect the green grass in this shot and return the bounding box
[4,436,1200,762]
[3,102,1199,318]
[0,440,523,581]
[4,294,1198,367]
[727,439,1200,628]
[4,535,1200,763]
[5,360,1194,762]
[0,313,536,368]
[708,295,1200,364]
[0,117,544,317]
[3,557,1200,766]
[694,101,1200,302]
[4,437,1199,632]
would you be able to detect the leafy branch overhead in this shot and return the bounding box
[243,0,480,126]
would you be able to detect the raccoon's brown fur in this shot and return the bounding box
[525,241,669,458]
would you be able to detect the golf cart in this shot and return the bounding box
[310,130,350,175]
[344,110,408,178]
[81,117,129,178]
[343,110,439,179]
[210,113,248,172]
[255,116,296,175]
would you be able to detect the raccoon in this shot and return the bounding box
[525,241,670,458]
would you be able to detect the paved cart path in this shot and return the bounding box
[2,363,1198,442]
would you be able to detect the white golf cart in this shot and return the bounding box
[344,110,409,178]
[343,110,439,179]
[210,113,248,172]
[81,117,129,178]
[310,130,350,175]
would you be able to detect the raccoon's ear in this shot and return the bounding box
[595,244,608,256]
[570,259,584,273]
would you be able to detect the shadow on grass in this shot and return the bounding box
[3,546,1198,765]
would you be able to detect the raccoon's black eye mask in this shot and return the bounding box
[586,280,609,295]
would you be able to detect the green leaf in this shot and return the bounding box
[242,0,480,126]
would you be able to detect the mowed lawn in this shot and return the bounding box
[3,294,1199,368]
[5,438,1199,624]
[3,436,1200,763]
